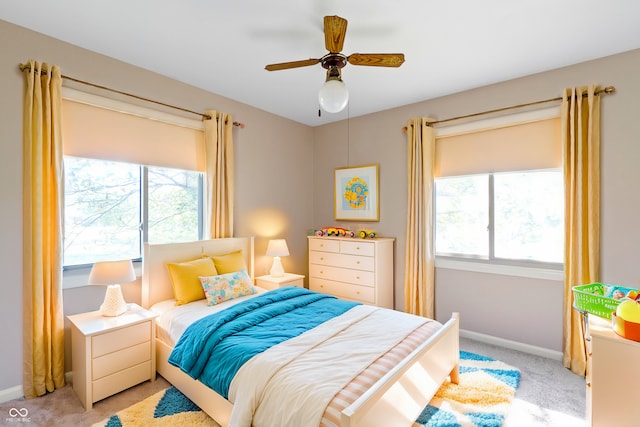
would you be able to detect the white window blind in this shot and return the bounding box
[61,88,205,171]
[434,107,561,177]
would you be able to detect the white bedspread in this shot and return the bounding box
[227,304,427,427]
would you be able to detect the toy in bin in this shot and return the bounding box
[612,299,640,342]
[572,283,640,320]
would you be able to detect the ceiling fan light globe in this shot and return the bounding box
[318,80,349,113]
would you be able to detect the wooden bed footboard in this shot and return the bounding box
[341,312,460,427]
[155,312,459,427]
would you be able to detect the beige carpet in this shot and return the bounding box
[0,377,170,426]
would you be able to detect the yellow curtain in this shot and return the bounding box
[404,118,436,318]
[21,60,65,398]
[562,85,601,376]
[203,110,234,238]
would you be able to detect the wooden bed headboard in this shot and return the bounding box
[141,237,255,309]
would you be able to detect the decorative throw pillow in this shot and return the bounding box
[199,269,255,306]
[209,250,248,274]
[167,257,218,305]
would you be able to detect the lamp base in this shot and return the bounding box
[270,256,285,278]
[100,284,128,317]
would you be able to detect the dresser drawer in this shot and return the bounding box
[92,321,151,358]
[309,251,375,271]
[340,240,375,256]
[309,264,375,287]
[93,361,151,403]
[309,238,340,252]
[92,341,151,380]
[310,278,375,304]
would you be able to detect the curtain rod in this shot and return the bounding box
[18,63,245,128]
[402,85,615,132]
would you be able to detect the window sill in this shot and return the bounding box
[435,257,564,281]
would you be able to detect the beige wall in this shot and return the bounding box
[0,19,314,391]
[312,48,640,351]
[3,16,640,395]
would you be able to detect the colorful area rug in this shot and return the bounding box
[415,351,521,427]
[94,351,519,427]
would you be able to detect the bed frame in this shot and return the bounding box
[142,237,460,427]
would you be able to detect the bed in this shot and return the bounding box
[141,237,460,427]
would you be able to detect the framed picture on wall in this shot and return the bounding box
[334,164,379,221]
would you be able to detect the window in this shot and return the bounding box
[64,156,203,267]
[435,169,563,266]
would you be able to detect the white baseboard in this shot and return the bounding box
[461,328,563,361]
[0,372,73,404]
[0,385,23,404]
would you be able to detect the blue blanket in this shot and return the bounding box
[168,287,359,398]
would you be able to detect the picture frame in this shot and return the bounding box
[334,164,379,221]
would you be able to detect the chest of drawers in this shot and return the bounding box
[308,236,394,308]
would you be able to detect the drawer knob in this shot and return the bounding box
[356,291,360,295]
[356,276,360,279]
[356,247,360,250]
[320,257,324,261]
[356,261,360,264]
[320,285,324,289]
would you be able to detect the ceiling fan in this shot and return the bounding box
[265,15,405,113]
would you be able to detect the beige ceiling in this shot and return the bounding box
[2,0,639,126]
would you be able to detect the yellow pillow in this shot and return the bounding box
[209,250,247,274]
[167,257,218,305]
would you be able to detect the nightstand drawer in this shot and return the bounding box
[310,251,374,271]
[92,321,150,358]
[93,361,151,402]
[310,279,375,304]
[92,341,151,380]
[309,264,375,286]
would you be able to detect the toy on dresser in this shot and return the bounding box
[315,226,377,239]
[315,227,355,237]
[358,229,376,239]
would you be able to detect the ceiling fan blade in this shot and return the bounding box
[265,58,320,71]
[347,53,405,67]
[324,15,348,53]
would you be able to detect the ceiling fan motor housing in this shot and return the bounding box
[321,53,348,70]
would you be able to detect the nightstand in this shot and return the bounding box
[67,303,158,410]
[255,273,305,290]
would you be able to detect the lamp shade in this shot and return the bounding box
[318,79,349,113]
[88,259,136,285]
[88,259,135,317]
[266,239,289,277]
[266,239,290,257]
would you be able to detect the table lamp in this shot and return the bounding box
[88,259,136,316]
[266,239,289,277]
